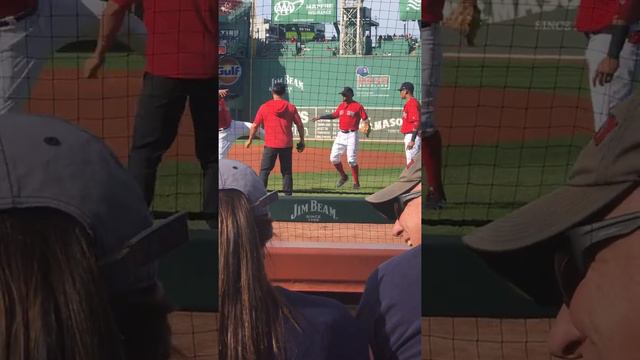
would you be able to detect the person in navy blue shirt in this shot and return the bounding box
[357,153,422,359]
[218,159,369,360]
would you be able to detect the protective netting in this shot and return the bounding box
[11,1,211,216]
[220,0,422,195]
[425,0,637,228]
[422,317,554,360]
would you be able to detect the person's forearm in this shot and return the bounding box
[607,21,630,59]
[297,125,305,142]
[94,2,128,58]
[318,114,335,120]
[248,125,258,141]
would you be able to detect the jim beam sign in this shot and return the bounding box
[290,200,338,222]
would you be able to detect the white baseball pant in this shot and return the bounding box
[585,26,640,131]
[0,0,145,115]
[421,23,443,135]
[404,133,422,164]
[218,120,264,160]
[330,131,359,166]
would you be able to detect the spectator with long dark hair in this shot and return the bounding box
[218,159,370,360]
[0,113,190,360]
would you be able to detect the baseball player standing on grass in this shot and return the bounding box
[85,0,215,208]
[311,87,370,190]
[219,89,234,160]
[421,0,453,210]
[576,0,640,131]
[0,0,145,115]
[246,83,305,196]
[218,88,265,160]
[398,82,421,165]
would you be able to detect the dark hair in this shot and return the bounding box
[0,208,173,360]
[219,190,296,360]
[0,208,125,360]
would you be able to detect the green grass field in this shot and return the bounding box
[443,58,590,97]
[151,135,591,228]
[45,51,594,232]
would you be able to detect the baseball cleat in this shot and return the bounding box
[336,175,348,188]
[352,182,361,190]
[425,187,446,210]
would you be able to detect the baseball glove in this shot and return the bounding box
[443,0,482,46]
[296,142,305,152]
[359,122,372,138]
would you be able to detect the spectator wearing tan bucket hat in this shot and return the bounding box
[463,91,640,359]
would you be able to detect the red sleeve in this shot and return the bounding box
[291,105,303,126]
[617,0,640,23]
[254,104,266,126]
[111,0,136,9]
[410,100,420,125]
[359,105,368,120]
[332,103,342,118]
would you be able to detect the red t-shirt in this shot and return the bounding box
[113,0,215,79]
[332,101,368,131]
[219,98,232,129]
[422,0,445,23]
[0,0,37,18]
[576,0,640,32]
[254,99,303,148]
[401,97,420,134]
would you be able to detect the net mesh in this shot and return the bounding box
[221,0,421,196]
[422,317,554,360]
[170,312,218,359]
[423,0,627,229]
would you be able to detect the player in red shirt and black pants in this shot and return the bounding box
[85,0,215,209]
[312,87,370,189]
[422,0,447,209]
[246,83,305,196]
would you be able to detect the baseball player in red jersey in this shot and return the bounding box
[576,0,640,131]
[398,82,422,164]
[218,93,233,160]
[422,0,447,209]
[218,89,264,160]
[312,87,370,190]
[246,83,305,196]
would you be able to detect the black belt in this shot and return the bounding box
[420,21,433,29]
[219,127,229,132]
[340,129,357,133]
[0,7,38,28]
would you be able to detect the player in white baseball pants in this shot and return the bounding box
[219,120,265,160]
[330,130,359,175]
[0,0,145,115]
[586,23,640,131]
[421,22,446,208]
[312,87,369,189]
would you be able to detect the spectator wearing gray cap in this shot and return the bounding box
[246,83,306,196]
[463,92,640,359]
[357,154,422,360]
[0,113,190,359]
[218,159,369,360]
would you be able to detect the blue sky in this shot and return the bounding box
[254,0,421,37]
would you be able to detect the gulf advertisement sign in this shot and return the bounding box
[219,57,242,86]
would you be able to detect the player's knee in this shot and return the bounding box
[348,160,358,167]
